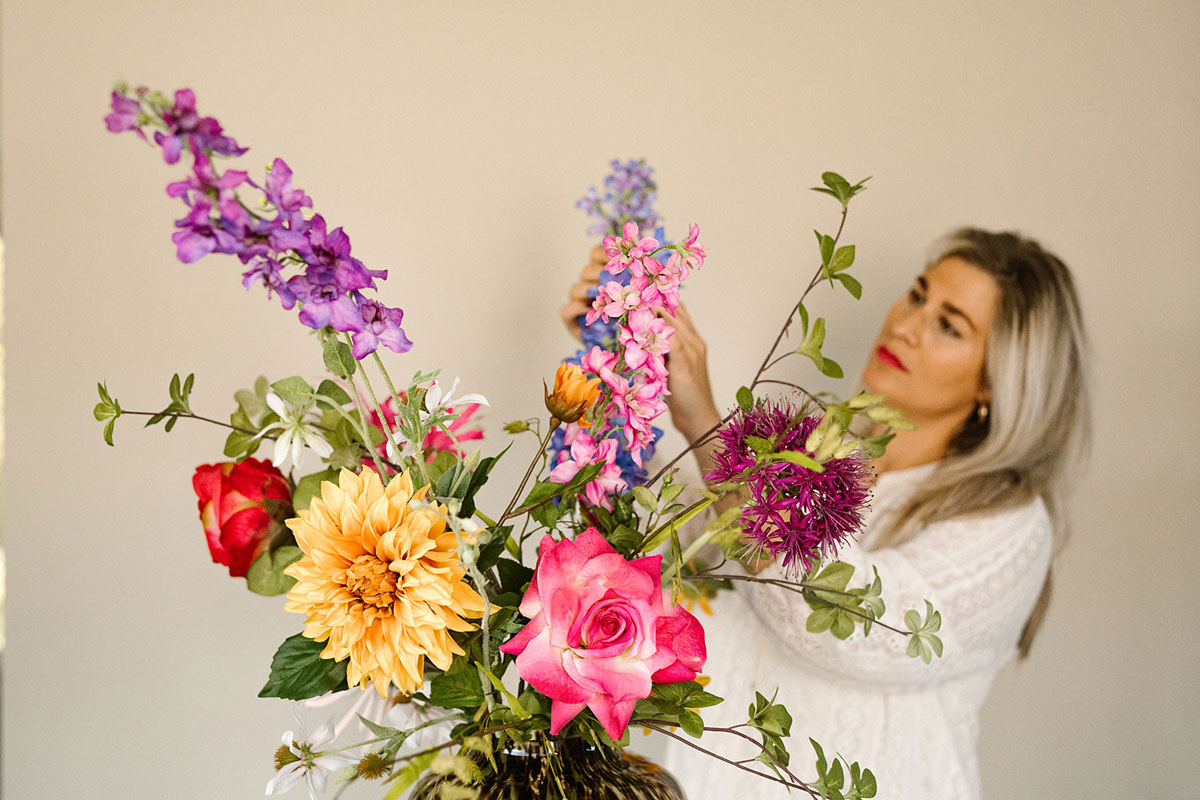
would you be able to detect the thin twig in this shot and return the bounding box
[646,411,733,487]
[637,721,820,798]
[750,205,849,391]
[690,572,909,636]
[119,410,260,435]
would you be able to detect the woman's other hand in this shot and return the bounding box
[662,303,722,443]
[560,245,608,341]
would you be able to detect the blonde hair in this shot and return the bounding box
[869,228,1091,657]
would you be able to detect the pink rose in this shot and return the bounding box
[498,529,706,741]
[192,458,291,578]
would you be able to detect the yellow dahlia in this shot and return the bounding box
[283,468,487,697]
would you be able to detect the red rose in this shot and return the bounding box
[192,458,291,578]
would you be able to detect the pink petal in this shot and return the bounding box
[587,695,640,742]
[514,630,591,704]
[569,653,652,706]
[549,700,588,735]
[498,610,545,656]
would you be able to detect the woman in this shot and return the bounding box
[560,228,1091,799]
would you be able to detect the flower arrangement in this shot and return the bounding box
[98,85,943,800]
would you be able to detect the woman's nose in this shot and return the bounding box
[890,308,921,345]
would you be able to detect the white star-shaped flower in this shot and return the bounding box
[255,392,334,470]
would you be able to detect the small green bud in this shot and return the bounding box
[833,440,860,459]
[847,392,885,410]
[503,420,530,434]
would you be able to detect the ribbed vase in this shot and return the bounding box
[409,735,685,800]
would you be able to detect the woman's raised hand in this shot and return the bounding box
[661,303,722,443]
[559,245,609,341]
[558,246,722,447]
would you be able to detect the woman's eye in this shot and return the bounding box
[907,288,924,304]
[939,316,961,337]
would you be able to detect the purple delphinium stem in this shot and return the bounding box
[106,85,411,360]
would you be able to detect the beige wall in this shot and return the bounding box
[4,1,1198,798]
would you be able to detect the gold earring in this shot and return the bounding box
[976,403,989,423]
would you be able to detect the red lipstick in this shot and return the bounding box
[876,345,907,372]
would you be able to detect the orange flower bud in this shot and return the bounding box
[544,362,601,426]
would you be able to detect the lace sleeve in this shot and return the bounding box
[739,497,1053,689]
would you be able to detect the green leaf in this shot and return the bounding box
[806,606,837,634]
[476,662,531,719]
[560,463,604,498]
[271,376,315,407]
[236,387,269,421]
[755,702,793,737]
[744,435,774,455]
[322,337,357,379]
[865,404,916,431]
[640,496,714,552]
[632,486,658,513]
[829,245,855,273]
[428,662,484,710]
[258,633,348,700]
[811,738,828,777]
[815,230,835,267]
[293,468,339,511]
[355,714,402,741]
[807,316,827,351]
[764,450,825,472]
[529,498,562,529]
[830,610,856,640]
[496,558,533,594]
[847,392,884,410]
[652,680,705,708]
[103,418,116,446]
[858,432,895,459]
[223,430,259,459]
[660,482,686,508]
[858,768,878,798]
[836,272,863,299]
[459,445,509,518]
[383,752,437,800]
[97,381,115,406]
[798,302,810,340]
[246,546,302,596]
[605,524,644,556]
[818,356,844,379]
[807,561,856,594]
[679,710,705,738]
[736,385,754,412]
[314,379,352,409]
[797,318,829,374]
[822,171,852,196]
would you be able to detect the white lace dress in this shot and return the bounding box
[663,462,1052,800]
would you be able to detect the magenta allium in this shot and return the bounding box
[706,401,872,576]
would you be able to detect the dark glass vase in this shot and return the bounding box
[409,735,686,800]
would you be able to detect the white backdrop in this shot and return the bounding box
[4,2,1199,798]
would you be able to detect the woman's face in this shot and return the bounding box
[861,256,1000,427]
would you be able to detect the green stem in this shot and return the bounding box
[661,521,725,583]
[498,420,559,524]
[339,362,389,477]
[750,205,848,391]
[370,350,428,487]
[345,335,406,476]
